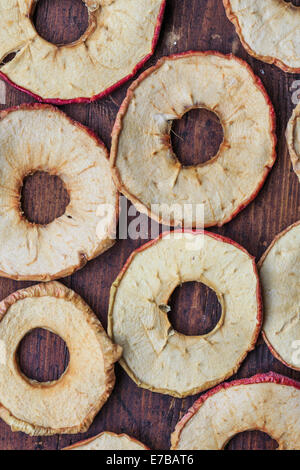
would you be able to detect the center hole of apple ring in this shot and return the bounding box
[171,108,224,167]
[284,0,300,6]
[225,431,279,450]
[167,281,222,336]
[16,328,70,383]
[21,171,70,225]
[33,0,89,46]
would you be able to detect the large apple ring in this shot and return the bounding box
[259,221,300,371]
[0,103,117,281]
[108,231,262,398]
[223,0,300,73]
[0,282,122,436]
[171,373,300,450]
[111,52,276,228]
[287,104,300,182]
[64,432,149,450]
[0,0,166,103]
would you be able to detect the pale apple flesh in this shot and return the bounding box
[259,221,300,371]
[171,373,300,450]
[223,0,300,73]
[0,282,122,436]
[108,231,262,398]
[64,432,149,450]
[286,104,300,182]
[111,52,276,228]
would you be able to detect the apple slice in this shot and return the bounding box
[171,373,300,450]
[0,0,166,103]
[108,231,262,398]
[111,52,276,228]
[0,282,122,436]
[64,432,149,450]
[223,0,300,73]
[0,103,118,281]
[287,104,300,182]
[259,221,300,370]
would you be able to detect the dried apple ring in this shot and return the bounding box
[0,282,122,436]
[171,373,300,450]
[111,52,276,227]
[108,231,262,398]
[64,432,149,450]
[0,103,117,281]
[223,0,300,73]
[259,221,300,370]
[0,0,166,103]
[287,104,300,182]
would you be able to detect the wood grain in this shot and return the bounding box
[0,0,299,450]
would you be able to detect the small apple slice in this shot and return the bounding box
[108,230,262,398]
[0,0,166,103]
[223,0,300,73]
[0,282,122,436]
[171,373,300,450]
[259,221,300,370]
[64,432,149,450]
[286,104,300,182]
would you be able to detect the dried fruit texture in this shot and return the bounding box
[108,231,262,398]
[0,104,118,281]
[64,432,148,450]
[171,373,300,450]
[287,104,300,182]
[223,0,300,73]
[111,53,276,228]
[259,221,300,371]
[0,0,165,103]
[0,282,122,436]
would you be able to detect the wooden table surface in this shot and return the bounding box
[0,0,299,451]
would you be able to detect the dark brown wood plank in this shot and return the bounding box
[0,0,299,450]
